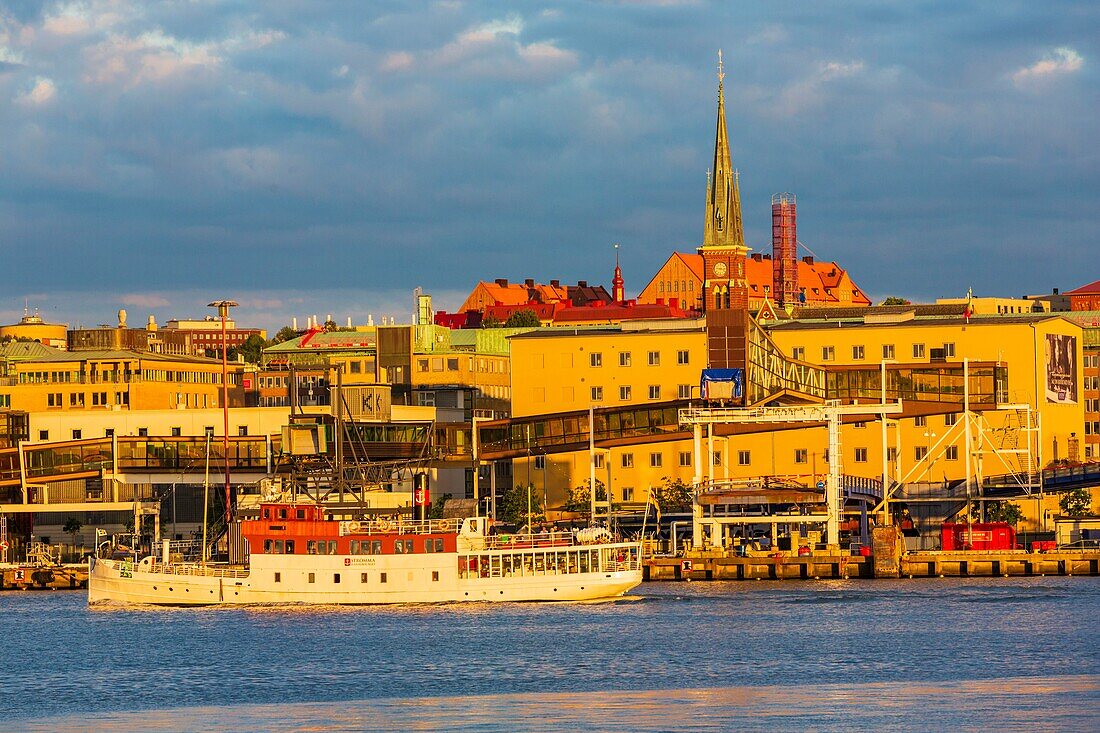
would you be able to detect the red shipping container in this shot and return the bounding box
[941,522,1016,551]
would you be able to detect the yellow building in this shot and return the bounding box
[0,349,249,416]
[502,312,1088,528]
[509,321,706,417]
[0,310,67,348]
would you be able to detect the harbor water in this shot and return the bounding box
[3,578,1099,732]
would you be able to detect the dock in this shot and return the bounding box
[1,564,89,591]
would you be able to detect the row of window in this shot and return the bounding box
[261,537,447,555]
[34,425,249,442]
[535,383,694,404]
[589,350,691,368]
[417,357,508,374]
[274,571,435,585]
[1083,422,1100,436]
[16,369,234,385]
[1084,354,1100,370]
[657,280,694,294]
[795,343,957,362]
[45,391,131,408]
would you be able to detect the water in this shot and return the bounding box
[3,578,1099,732]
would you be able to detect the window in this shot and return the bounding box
[648,351,660,366]
[650,452,662,468]
[713,451,722,466]
[417,358,429,373]
[590,352,602,367]
[679,451,692,467]
[238,426,248,436]
[380,573,387,583]
[619,385,632,401]
[882,344,896,360]
[621,453,634,468]
[737,450,751,466]
[822,346,835,362]
[361,573,369,583]
[308,572,315,584]
[678,384,692,399]
[945,445,959,461]
[432,571,440,582]
[594,453,605,469]
[38,430,48,441]
[274,572,281,583]
[887,447,898,463]
[915,446,928,460]
[138,427,148,437]
[71,429,82,440]
[944,413,958,426]
[913,343,926,358]
[852,345,865,360]
[648,385,661,400]
[622,488,635,502]
[534,455,546,470]
[792,347,805,361]
[105,429,114,437]
[172,427,182,437]
[943,343,956,357]
[591,386,603,402]
[350,361,362,374]
[333,573,341,584]
[447,358,459,371]
[794,449,808,464]
[677,350,690,365]
[853,421,867,429]
[915,416,927,427]
[854,448,868,463]
[619,352,632,367]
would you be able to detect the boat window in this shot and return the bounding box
[274,539,284,554]
[308,572,315,583]
[328,541,338,554]
[264,539,274,553]
[333,573,341,584]
[434,539,444,552]
[432,571,439,582]
[296,509,305,519]
[394,540,404,554]
[380,573,387,584]
[274,572,281,583]
[262,508,270,519]
[425,539,434,553]
[307,540,318,554]
[371,540,382,555]
[361,573,368,583]
[350,540,359,554]
[278,508,287,520]
[285,540,295,554]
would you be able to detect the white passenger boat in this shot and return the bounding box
[88,501,642,606]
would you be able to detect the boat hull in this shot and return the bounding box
[88,554,642,607]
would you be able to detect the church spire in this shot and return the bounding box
[611,243,625,303]
[703,49,745,250]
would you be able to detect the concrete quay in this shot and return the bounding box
[1,564,88,591]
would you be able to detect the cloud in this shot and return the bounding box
[118,293,171,308]
[767,59,866,116]
[0,44,26,69]
[423,14,578,81]
[1012,47,1083,86]
[15,76,56,105]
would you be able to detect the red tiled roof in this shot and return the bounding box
[1066,279,1100,296]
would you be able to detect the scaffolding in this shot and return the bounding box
[771,193,798,307]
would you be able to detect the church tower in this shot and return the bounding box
[698,50,749,313]
[611,244,625,304]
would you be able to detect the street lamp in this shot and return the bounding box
[208,299,238,528]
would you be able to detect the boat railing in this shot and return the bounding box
[484,531,575,550]
[344,518,461,536]
[130,559,250,578]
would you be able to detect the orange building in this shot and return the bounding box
[457,278,611,314]
[1066,280,1100,311]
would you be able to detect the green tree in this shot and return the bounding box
[985,500,1025,525]
[504,309,542,328]
[563,479,608,514]
[1060,488,1093,517]
[324,319,339,332]
[228,334,267,364]
[881,297,912,306]
[63,517,83,558]
[428,495,449,520]
[480,315,504,329]
[497,484,544,527]
[650,477,694,512]
[273,326,299,343]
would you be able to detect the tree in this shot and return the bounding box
[563,479,608,514]
[324,319,339,332]
[504,309,542,328]
[228,334,267,364]
[480,315,504,329]
[985,500,1025,525]
[273,326,299,344]
[650,477,694,513]
[63,517,83,547]
[428,495,449,520]
[497,484,544,527]
[1060,488,1093,517]
[881,297,912,306]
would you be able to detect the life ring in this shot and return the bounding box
[347,520,361,534]
[377,519,393,533]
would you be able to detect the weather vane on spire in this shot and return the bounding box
[717,49,725,86]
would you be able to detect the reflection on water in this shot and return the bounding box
[18,676,1100,733]
[4,578,1099,731]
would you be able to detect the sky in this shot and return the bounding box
[1,1,1097,332]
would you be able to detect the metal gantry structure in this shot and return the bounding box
[679,400,904,548]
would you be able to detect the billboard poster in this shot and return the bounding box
[1045,333,1078,404]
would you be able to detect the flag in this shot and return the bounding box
[648,493,662,524]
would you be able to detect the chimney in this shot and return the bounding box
[751,253,763,262]
[1053,288,1060,295]
[550,279,560,288]
[524,278,535,288]
[347,316,353,328]
[578,280,588,288]
[292,317,298,330]
[801,256,814,265]
[495,278,508,287]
